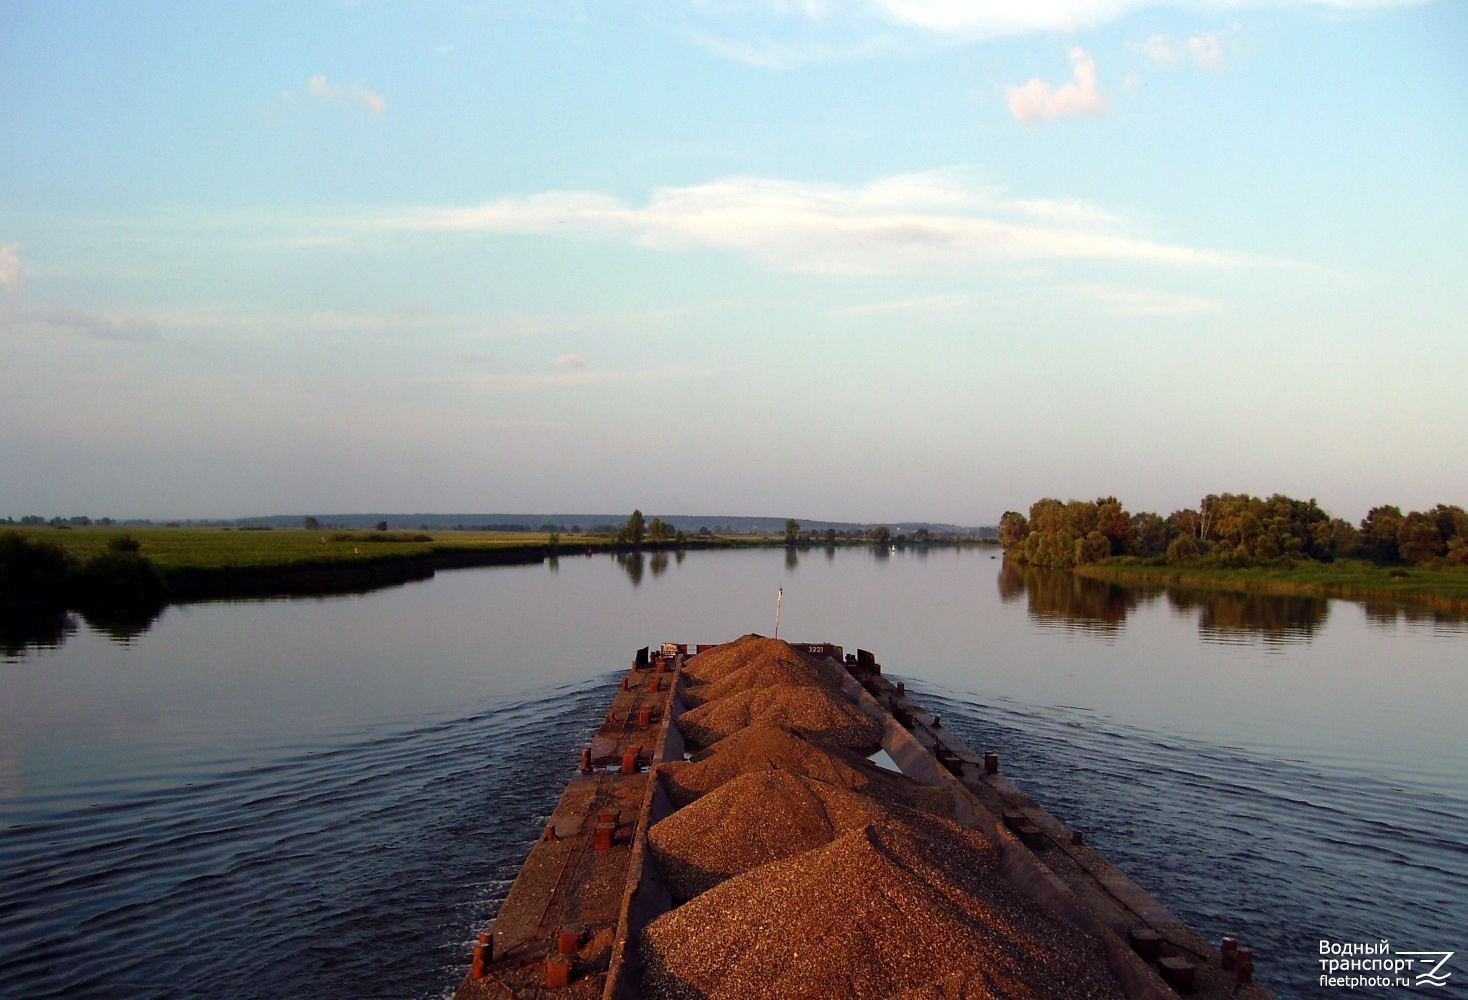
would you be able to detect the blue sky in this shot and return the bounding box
[1,0,1464,523]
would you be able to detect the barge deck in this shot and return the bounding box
[453,640,1274,1000]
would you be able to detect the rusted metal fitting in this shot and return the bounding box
[471,944,486,979]
[637,705,655,727]
[579,747,592,773]
[1159,957,1196,992]
[1071,830,1084,846]
[895,681,905,697]
[593,820,614,851]
[931,714,939,727]
[1128,927,1163,961]
[1220,936,1238,969]
[1237,947,1254,984]
[621,746,642,774]
[543,824,559,843]
[620,676,629,691]
[656,656,669,673]
[557,929,583,954]
[984,752,999,774]
[544,955,572,988]
[606,710,617,724]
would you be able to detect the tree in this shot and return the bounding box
[304,517,321,530]
[1361,506,1404,561]
[998,511,1029,549]
[824,528,836,545]
[620,509,646,546]
[872,526,892,547]
[784,519,800,546]
[647,518,672,543]
[375,521,388,532]
[1397,513,1444,564]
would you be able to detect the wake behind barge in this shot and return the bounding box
[453,639,1274,1000]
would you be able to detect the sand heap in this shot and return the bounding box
[680,634,814,687]
[680,654,840,708]
[647,770,891,898]
[640,817,1126,1000]
[659,725,949,816]
[677,681,882,751]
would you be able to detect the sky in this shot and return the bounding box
[1,0,1464,525]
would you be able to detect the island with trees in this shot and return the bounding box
[998,494,1468,610]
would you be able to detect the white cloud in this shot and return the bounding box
[0,244,22,294]
[287,75,386,115]
[1136,33,1178,66]
[829,293,971,317]
[1080,284,1220,316]
[557,353,589,367]
[384,169,1258,274]
[1006,48,1109,125]
[1188,32,1226,69]
[0,301,161,342]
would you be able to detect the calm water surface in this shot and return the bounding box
[1,548,1464,998]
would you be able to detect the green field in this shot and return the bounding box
[7,525,582,571]
[1075,558,1468,612]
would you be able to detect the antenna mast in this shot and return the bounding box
[774,587,783,639]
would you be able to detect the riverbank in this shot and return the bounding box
[1075,559,1468,613]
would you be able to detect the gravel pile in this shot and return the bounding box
[640,816,1126,1000]
[660,725,954,815]
[681,634,788,686]
[647,770,890,898]
[677,682,883,751]
[680,654,840,708]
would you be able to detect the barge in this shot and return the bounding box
[454,637,1274,999]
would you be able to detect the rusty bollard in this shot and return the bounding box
[593,811,618,851]
[1221,936,1238,969]
[652,676,663,693]
[621,746,642,774]
[579,747,592,773]
[1237,947,1254,985]
[637,704,655,727]
[471,941,487,980]
[543,824,559,843]
[895,681,905,697]
[620,676,629,691]
[984,752,999,775]
[544,955,572,988]
[557,929,582,954]
[1071,830,1084,846]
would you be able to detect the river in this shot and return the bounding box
[1,547,1464,998]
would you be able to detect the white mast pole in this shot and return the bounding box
[775,587,783,639]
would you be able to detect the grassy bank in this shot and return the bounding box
[1075,559,1468,612]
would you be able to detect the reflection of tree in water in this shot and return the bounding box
[618,552,644,587]
[785,547,799,571]
[78,603,166,644]
[1166,590,1328,646]
[1362,601,1468,634]
[0,608,79,659]
[648,551,669,578]
[997,563,1144,635]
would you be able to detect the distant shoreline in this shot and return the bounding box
[1074,560,1468,613]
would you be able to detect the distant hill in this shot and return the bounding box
[227,513,998,538]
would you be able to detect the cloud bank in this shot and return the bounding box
[1006,48,1109,124]
[391,171,1249,274]
[0,244,22,294]
[281,75,386,115]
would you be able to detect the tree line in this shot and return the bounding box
[999,494,1468,569]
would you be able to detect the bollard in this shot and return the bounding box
[621,676,629,691]
[1220,936,1238,969]
[932,715,940,728]
[579,747,592,773]
[543,824,559,843]
[637,705,654,727]
[1129,927,1163,961]
[471,943,486,980]
[557,930,582,954]
[651,676,663,693]
[621,746,642,774]
[607,710,617,724]
[593,811,618,851]
[1158,957,1196,992]
[895,681,905,698]
[1071,830,1084,846]
[984,752,999,775]
[544,956,572,988]
[1237,947,1254,985]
